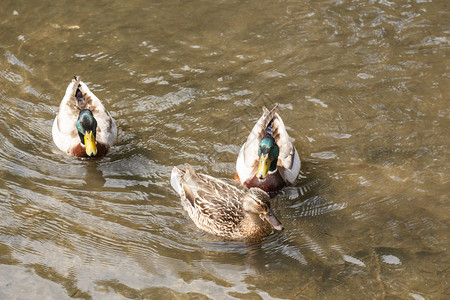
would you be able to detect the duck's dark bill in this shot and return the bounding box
[264,209,284,231]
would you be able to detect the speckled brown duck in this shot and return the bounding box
[171,163,283,243]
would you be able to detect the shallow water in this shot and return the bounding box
[0,0,449,299]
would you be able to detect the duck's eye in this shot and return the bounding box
[258,202,267,210]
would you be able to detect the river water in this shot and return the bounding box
[0,0,449,299]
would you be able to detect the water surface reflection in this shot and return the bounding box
[0,0,449,298]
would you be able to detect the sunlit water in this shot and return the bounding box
[0,0,449,299]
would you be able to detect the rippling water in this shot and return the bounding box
[1,0,449,298]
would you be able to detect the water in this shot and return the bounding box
[0,0,449,298]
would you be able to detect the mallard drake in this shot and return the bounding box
[235,104,301,195]
[52,77,117,158]
[171,163,283,242]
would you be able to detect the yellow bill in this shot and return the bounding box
[256,153,271,179]
[84,131,97,157]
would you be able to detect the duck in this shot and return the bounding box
[235,104,301,196]
[52,76,117,158]
[171,163,284,242]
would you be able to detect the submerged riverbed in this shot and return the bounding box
[0,0,449,298]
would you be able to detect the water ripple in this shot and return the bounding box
[0,0,448,298]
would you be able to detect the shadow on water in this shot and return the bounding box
[83,160,106,190]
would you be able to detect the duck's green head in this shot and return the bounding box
[76,109,98,157]
[256,136,279,180]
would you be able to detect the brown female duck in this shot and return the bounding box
[171,164,283,242]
